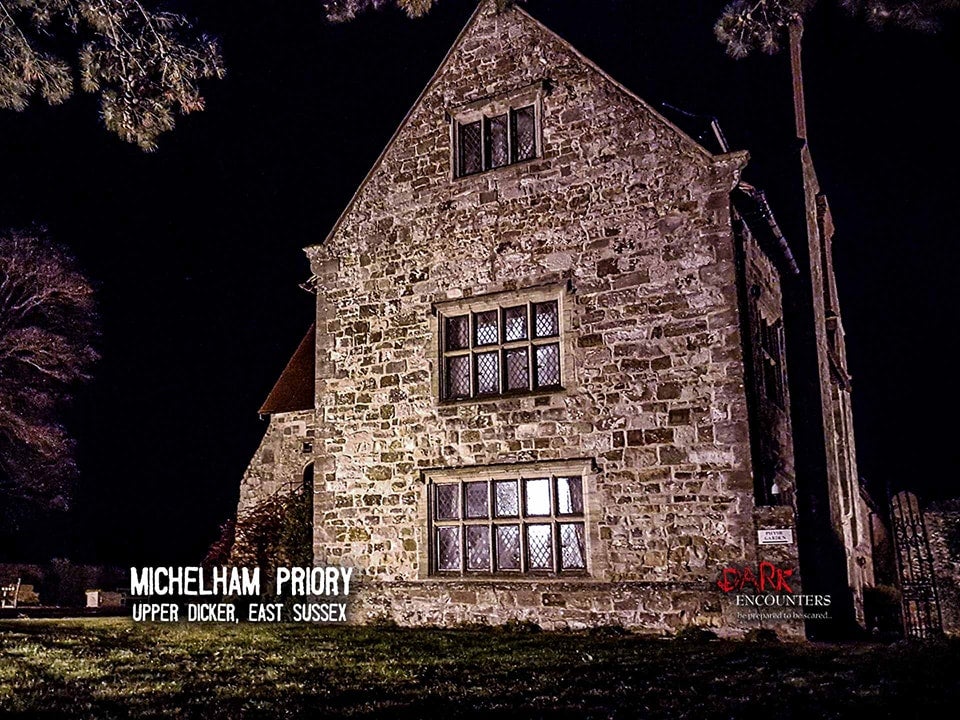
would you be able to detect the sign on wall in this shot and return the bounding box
[758,529,794,545]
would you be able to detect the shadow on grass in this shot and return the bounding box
[1,619,958,718]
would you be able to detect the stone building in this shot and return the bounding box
[237,0,872,636]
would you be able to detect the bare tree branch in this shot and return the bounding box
[0,229,98,510]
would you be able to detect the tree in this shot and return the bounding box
[323,0,513,22]
[323,0,447,22]
[0,229,98,514]
[715,0,959,58]
[0,0,224,151]
[228,485,312,592]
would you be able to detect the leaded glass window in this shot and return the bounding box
[533,301,559,338]
[431,475,586,575]
[512,105,537,162]
[496,525,521,570]
[494,480,519,517]
[458,120,482,176]
[435,484,459,521]
[454,104,538,177]
[466,526,491,571]
[505,348,529,392]
[535,343,561,389]
[474,310,499,346]
[445,355,470,400]
[486,113,509,169]
[556,477,584,515]
[503,306,527,342]
[475,351,500,396]
[440,295,563,401]
[465,481,489,519]
[559,523,586,570]
[445,315,469,351]
[437,526,461,571]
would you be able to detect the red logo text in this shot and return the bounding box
[717,562,794,594]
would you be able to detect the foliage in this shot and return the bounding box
[322,0,516,22]
[840,0,960,30]
[716,0,960,58]
[277,471,314,568]
[201,516,236,569]
[0,229,98,513]
[2,619,960,716]
[229,481,313,588]
[715,0,812,58]
[229,492,286,590]
[321,1,957,63]
[323,0,431,22]
[0,0,224,151]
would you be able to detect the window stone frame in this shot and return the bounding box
[420,459,595,580]
[430,282,574,405]
[448,82,545,180]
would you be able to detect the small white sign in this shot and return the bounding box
[758,528,794,545]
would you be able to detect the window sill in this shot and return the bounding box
[426,572,591,582]
[450,155,543,184]
[438,386,566,407]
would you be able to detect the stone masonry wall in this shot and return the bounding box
[281,2,779,634]
[737,214,797,507]
[237,409,316,514]
[925,500,960,636]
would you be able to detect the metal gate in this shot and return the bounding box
[890,491,943,638]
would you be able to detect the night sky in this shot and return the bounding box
[1,0,957,565]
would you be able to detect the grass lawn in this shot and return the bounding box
[1,618,959,718]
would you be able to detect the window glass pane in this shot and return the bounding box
[512,106,536,162]
[533,301,559,337]
[459,120,482,176]
[437,526,461,570]
[475,310,498,346]
[503,306,527,341]
[559,523,586,570]
[535,343,560,388]
[524,478,550,516]
[466,526,491,571]
[475,351,500,395]
[526,524,553,570]
[435,484,460,520]
[496,525,521,570]
[445,355,470,399]
[494,480,519,517]
[445,315,469,351]
[505,348,529,392]
[556,476,584,515]
[465,481,489,519]
[486,114,509,169]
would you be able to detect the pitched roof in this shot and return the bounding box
[259,324,315,415]
[310,0,730,251]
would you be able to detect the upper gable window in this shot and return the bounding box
[455,106,538,177]
[450,84,543,179]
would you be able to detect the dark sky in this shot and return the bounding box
[1,0,957,565]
